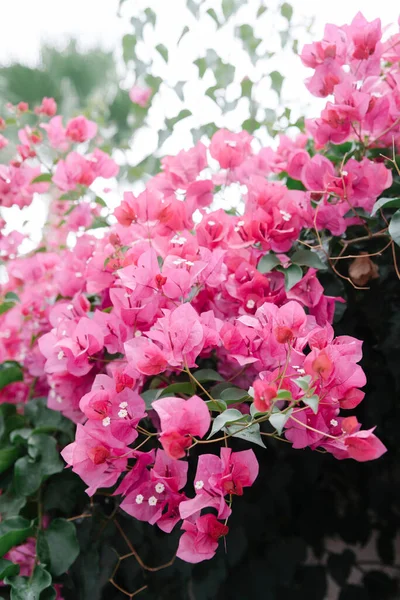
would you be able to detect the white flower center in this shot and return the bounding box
[135,494,144,504]
[171,234,187,245]
[330,419,338,427]
[118,409,128,418]
[195,480,204,490]
[119,402,128,409]
[57,350,65,360]
[246,299,255,309]
[102,417,111,427]
[280,210,291,222]
[155,483,165,494]
[148,496,157,506]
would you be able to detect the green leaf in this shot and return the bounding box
[31,173,52,184]
[280,2,293,20]
[0,517,34,557]
[207,8,220,26]
[187,0,201,17]
[276,389,293,400]
[384,209,400,246]
[144,8,156,26]
[226,422,266,448]
[0,558,19,579]
[140,389,163,410]
[24,398,73,437]
[278,264,303,290]
[13,456,42,496]
[89,216,109,230]
[0,488,26,518]
[193,369,224,383]
[94,196,107,207]
[258,253,281,274]
[165,110,192,130]
[222,0,245,19]
[27,434,64,476]
[209,409,246,438]
[270,70,284,97]
[0,301,16,315]
[294,375,312,391]
[178,25,189,45]
[4,292,19,303]
[42,519,79,576]
[194,57,207,78]
[257,5,267,17]
[220,388,249,403]
[5,565,52,600]
[158,382,195,397]
[241,78,253,98]
[0,446,20,474]
[236,25,261,63]
[291,249,326,270]
[0,403,24,444]
[242,118,261,133]
[0,362,23,390]
[371,197,400,216]
[206,399,227,413]
[269,408,292,435]
[174,81,186,101]
[122,34,137,63]
[156,44,168,63]
[303,395,319,414]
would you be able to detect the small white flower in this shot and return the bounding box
[148,496,157,506]
[185,260,194,266]
[175,188,186,201]
[102,417,111,427]
[134,330,142,337]
[57,350,65,360]
[330,419,338,427]
[173,258,186,265]
[56,396,63,404]
[155,483,165,494]
[135,494,144,504]
[119,402,128,409]
[171,234,187,245]
[195,480,204,490]
[67,304,73,310]
[124,292,130,298]
[246,299,255,309]
[225,140,237,148]
[280,210,291,222]
[296,367,306,375]
[75,272,82,278]
[118,409,128,418]
[207,220,216,226]
[237,220,245,227]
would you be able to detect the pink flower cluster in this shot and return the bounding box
[0,10,395,564]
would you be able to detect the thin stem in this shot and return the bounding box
[184,363,214,402]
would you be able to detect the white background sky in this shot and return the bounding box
[1,0,398,66]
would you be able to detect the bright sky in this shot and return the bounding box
[1,0,399,248]
[1,0,398,66]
